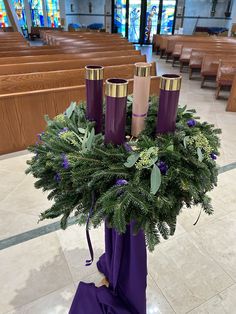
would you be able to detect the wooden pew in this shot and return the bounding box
[227,75,236,111]
[0,59,156,94]
[190,49,236,79]
[0,55,146,76]
[201,54,236,88]
[0,65,158,155]
[215,61,236,99]
[0,50,140,65]
[176,44,236,71]
[0,44,135,58]
[165,36,236,58]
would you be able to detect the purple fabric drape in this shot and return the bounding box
[69,222,147,314]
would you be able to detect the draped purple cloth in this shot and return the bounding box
[69,222,147,314]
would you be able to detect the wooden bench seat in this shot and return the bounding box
[190,50,236,79]
[0,44,135,58]
[0,54,146,75]
[165,36,236,57]
[201,55,236,88]
[0,59,156,95]
[0,50,140,65]
[216,61,236,99]
[171,41,236,65]
[179,45,236,71]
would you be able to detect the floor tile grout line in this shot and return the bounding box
[149,272,177,313]
[4,282,75,314]
[0,162,236,252]
[185,282,236,314]
[187,228,236,286]
[0,216,77,251]
[56,231,79,289]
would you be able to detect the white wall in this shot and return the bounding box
[175,0,234,35]
[65,0,106,28]
[228,0,236,33]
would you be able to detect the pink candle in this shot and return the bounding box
[131,63,152,137]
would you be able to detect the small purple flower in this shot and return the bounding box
[61,153,70,169]
[210,153,217,160]
[115,179,128,186]
[58,127,69,136]
[123,142,133,152]
[157,161,168,175]
[54,173,61,182]
[187,119,197,128]
[37,132,45,141]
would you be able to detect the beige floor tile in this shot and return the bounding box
[148,234,233,314]
[147,275,175,314]
[188,284,236,314]
[6,284,76,314]
[0,174,53,217]
[190,211,236,282]
[0,210,41,240]
[56,225,104,283]
[0,233,72,313]
[0,170,26,202]
[0,152,31,173]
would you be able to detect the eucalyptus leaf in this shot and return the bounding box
[183,136,189,148]
[179,105,187,114]
[73,132,83,143]
[150,164,161,195]
[124,153,140,168]
[78,128,86,134]
[166,144,174,151]
[149,156,158,167]
[197,147,203,162]
[65,102,76,119]
[86,128,95,151]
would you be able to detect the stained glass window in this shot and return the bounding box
[114,0,126,37]
[145,0,159,43]
[29,0,44,26]
[13,0,27,29]
[0,0,9,27]
[46,0,60,28]
[128,0,141,43]
[160,0,176,34]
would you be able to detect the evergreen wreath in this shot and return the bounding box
[26,97,221,251]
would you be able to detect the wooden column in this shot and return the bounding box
[3,0,22,34]
[227,74,236,112]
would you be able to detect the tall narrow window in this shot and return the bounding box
[145,0,159,43]
[46,0,60,28]
[128,0,141,43]
[13,0,28,29]
[114,0,126,37]
[29,0,44,26]
[160,0,176,34]
[0,0,9,27]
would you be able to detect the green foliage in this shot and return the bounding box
[26,98,221,251]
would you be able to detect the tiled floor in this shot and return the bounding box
[1,54,236,314]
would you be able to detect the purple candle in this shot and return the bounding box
[156,74,182,134]
[85,65,104,134]
[105,78,128,145]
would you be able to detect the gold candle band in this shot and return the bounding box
[160,74,182,91]
[85,65,104,80]
[134,62,152,77]
[105,78,128,98]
